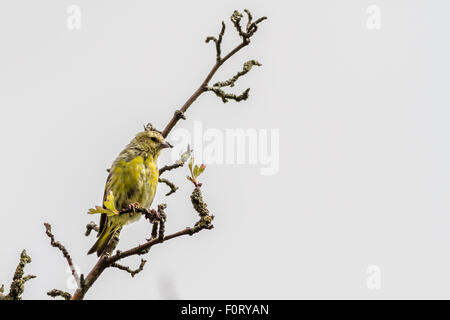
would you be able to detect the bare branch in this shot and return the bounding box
[159,177,178,196]
[206,21,226,62]
[247,16,267,38]
[231,10,245,39]
[143,204,167,239]
[1,250,36,300]
[110,259,147,277]
[157,204,167,240]
[151,222,159,240]
[44,223,80,287]
[159,145,192,176]
[159,163,183,175]
[190,187,214,232]
[161,9,266,137]
[213,60,261,88]
[85,221,99,237]
[231,9,267,43]
[244,9,253,30]
[47,289,71,300]
[207,87,250,103]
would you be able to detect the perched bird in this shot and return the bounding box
[88,127,172,256]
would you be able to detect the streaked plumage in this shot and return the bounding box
[88,129,171,256]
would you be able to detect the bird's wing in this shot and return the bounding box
[97,147,138,237]
[97,171,113,237]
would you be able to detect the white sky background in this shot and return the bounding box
[1,0,450,299]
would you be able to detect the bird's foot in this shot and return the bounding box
[127,202,141,213]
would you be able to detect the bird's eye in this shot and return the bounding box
[151,137,158,142]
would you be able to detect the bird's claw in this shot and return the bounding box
[127,202,141,213]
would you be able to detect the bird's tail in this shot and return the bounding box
[87,222,121,257]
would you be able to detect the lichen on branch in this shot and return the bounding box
[206,21,226,62]
[204,9,266,104]
[0,250,35,300]
[207,86,251,103]
[161,8,266,137]
[47,289,71,300]
[214,60,261,89]
[190,187,214,233]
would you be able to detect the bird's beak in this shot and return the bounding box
[160,140,173,149]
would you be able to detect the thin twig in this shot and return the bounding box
[212,60,261,88]
[110,259,147,277]
[159,177,178,196]
[47,289,71,300]
[151,222,159,240]
[244,9,253,30]
[159,163,184,175]
[206,21,226,62]
[206,87,250,103]
[44,223,80,287]
[157,204,167,240]
[159,145,192,176]
[231,10,245,39]
[85,221,99,236]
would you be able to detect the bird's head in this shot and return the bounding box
[132,124,172,158]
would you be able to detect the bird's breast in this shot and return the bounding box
[109,155,159,212]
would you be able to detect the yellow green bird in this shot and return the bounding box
[88,128,172,256]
